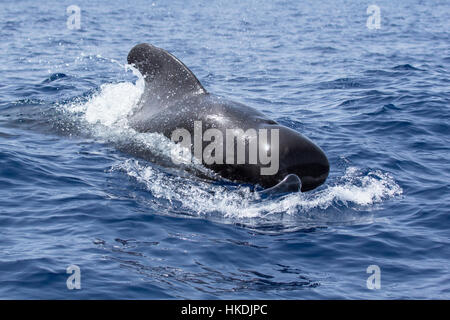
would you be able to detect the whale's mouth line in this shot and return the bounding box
[257,174,302,198]
[274,161,329,192]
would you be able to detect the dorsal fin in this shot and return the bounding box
[127,43,206,112]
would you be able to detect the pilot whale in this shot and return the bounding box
[126,43,329,192]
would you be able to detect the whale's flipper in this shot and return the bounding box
[127,43,206,124]
[257,174,302,198]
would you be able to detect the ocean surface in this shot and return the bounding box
[0,0,448,299]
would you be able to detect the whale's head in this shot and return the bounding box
[274,125,329,192]
[236,120,329,192]
[204,116,330,192]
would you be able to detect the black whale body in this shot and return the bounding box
[127,43,329,192]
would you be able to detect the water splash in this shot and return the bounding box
[64,65,144,127]
[114,160,402,220]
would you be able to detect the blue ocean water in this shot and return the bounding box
[0,0,449,299]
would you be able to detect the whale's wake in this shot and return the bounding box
[59,73,402,231]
